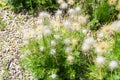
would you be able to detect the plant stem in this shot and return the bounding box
[111,70,113,79]
[99,68,102,80]
[114,32,117,54]
[53,55,59,66]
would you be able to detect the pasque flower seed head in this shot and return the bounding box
[50,49,56,55]
[64,38,71,45]
[60,2,68,9]
[51,40,56,47]
[51,74,57,79]
[67,55,74,62]
[57,0,64,4]
[75,6,81,13]
[55,9,62,16]
[68,8,76,16]
[96,56,105,66]
[111,21,120,32]
[82,43,90,52]
[109,60,118,70]
[84,37,95,46]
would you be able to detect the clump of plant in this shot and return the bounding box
[21,22,91,80]
[21,33,89,79]
[7,0,59,14]
[20,5,92,79]
[93,1,116,23]
[21,36,90,79]
[82,0,118,30]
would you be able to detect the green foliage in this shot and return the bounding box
[83,0,118,30]
[7,0,59,13]
[0,17,6,30]
[93,1,117,23]
[82,0,99,19]
[112,32,120,60]
[88,18,100,30]
[0,0,7,9]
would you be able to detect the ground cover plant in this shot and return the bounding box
[20,0,120,80]
[7,0,59,14]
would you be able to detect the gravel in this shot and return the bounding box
[0,9,35,80]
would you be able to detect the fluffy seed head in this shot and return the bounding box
[51,74,57,79]
[117,13,120,19]
[51,40,56,47]
[95,42,108,55]
[82,43,90,52]
[57,0,64,4]
[109,60,118,70]
[54,34,60,39]
[60,2,68,9]
[64,20,71,27]
[82,29,88,34]
[78,16,88,24]
[50,49,56,55]
[55,9,62,17]
[101,25,113,35]
[43,28,51,36]
[108,0,117,5]
[67,0,75,5]
[64,20,72,31]
[68,8,76,16]
[111,21,120,32]
[39,12,50,19]
[75,6,81,13]
[67,55,74,62]
[65,46,72,53]
[64,38,71,45]
[39,46,44,52]
[97,33,104,39]
[84,37,95,46]
[96,56,105,66]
